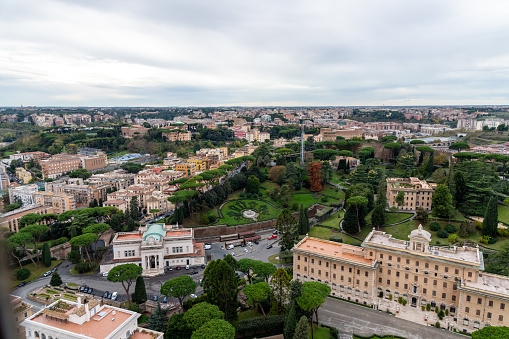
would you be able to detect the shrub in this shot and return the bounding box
[389,294,393,301]
[329,235,343,243]
[350,241,362,246]
[240,192,246,198]
[128,303,142,313]
[247,193,252,198]
[488,237,498,244]
[199,213,209,225]
[398,297,403,304]
[74,261,93,273]
[426,303,431,311]
[50,272,62,286]
[330,326,339,339]
[208,215,217,223]
[379,291,383,298]
[258,191,263,197]
[435,321,440,328]
[292,202,298,211]
[437,230,449,238]
[498,228,509,237]
[445,309,449,316]
[15,268,30,281]
[445,224,457,233]
[438,310,444,320]
[435,306,439,313]
[475,220,483,230]
[402,299,407,306]
[236,315,285,337]
[321,196,329,203]
[448,234,458,243]
[421,305,425,311]
[429,222,440,231]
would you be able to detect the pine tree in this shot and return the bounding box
[483,196,499,237]
[284,301,298,339]
[293,316,310,339]
[132,276,147,304]
[42,242,51,267]
[50,272,62,286]
[147,303,168,333]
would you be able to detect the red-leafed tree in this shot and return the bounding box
[308,162,322,192]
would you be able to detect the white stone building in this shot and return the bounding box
[100,223,205,276]
[22,298,163,339]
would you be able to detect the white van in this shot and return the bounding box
[227,245,234,250]
[111,292,118,301]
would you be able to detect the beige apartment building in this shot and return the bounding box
[0,204,53,233]
[163,129,192,141]
[386,177,437,211]
[45,180,109,207]
[33,191,76,214]
[39,153,107,179]
[15,168,32,184]
[293,226,509,334]
[121,124,149,138]
[321,127,363,141]
[10,294,33,338]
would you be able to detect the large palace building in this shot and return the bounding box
[100,223,205,276]
[293,226,509,334]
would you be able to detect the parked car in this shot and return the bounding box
[204,244,211,250]
[176,266,181,270]
[102,272,109,277]
[190,294,197,299]
[227,245,234,250]
[185,265,190,270]
[205,242,211,245]
[192,271,198,275]
[241,244,246,247]
[111,292,118,301]
[152,295,158,301]
[201,264,206,269]
[103,291,109,298]
[244,248,249,253]
[167,266,173,271]
[18,282,27,287]
[254,240,259,245]
[272,234,277,239]
[266,245,273,249]
[273,230,278,235]
[89,288,95,294]
[162,296,168,303]
[80,285,86,292]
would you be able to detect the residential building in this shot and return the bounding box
[386,177,437,211]
[100,223,205,276]
[39,153,106,179]
[186,158,209,171]
[195,147,228,160]
[9,184,39,206]
[293,225,509,333]
[103,199,129,213]
[9,151,50,163]
[121,124,149,138]
[22,298,163,339]
[45,181,109,207]
[16,168,33,184]
[0,204,53,233]
[10,294,33,338]
[33,191,76,214]
[163,129,192,142]
[78,147,102,156]
[258,132,271,143]
[175,163,196,178]
[321,127,363,141]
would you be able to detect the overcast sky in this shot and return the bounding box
[2,0,509,107]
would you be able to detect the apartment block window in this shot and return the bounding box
[333,264,336,269]
[311,268,314,273]
[389,255,392,260]
[379,268,383,273]
[424,278,428,283]
[298,265,301,270]
[405,273,409,279]
[404,284,408,290]
[356,279,359,285]
[124,250,135,257]
[445,267,449,273]
[318,270,321,275]
[304,267,307,272]
[326,272,328,277]
[500,315,504,322]
[365,281,368,287]
[312,259,314,264]
[443,282,447,288]
[455,269,459,275]
[387,280,390,285]
[435,265,439,270]
[396,272,400,277]
[442,293,446,299]
[348,277,352,283]
[425,263,429,268]
[388,269,391,276]
[370,251,373,256]
[467,295,471,302]
[379,278,382,283]
[406,259,410,264]
[365,272,368,277]
[397,257,401,263]
[349,267,352,273]
[423,288,427,294]
[172,247,183,253]
[341,276,344,281]
[341,266,344,271]
[476,310,481,316]
[452,295,456,301]
[298,255,301,260]
[468,272,473,278]
[477,298,482,305]
[357,269,360,275]
[395,282,399,287]
[326,262,329,268]
[489,301,493,307]
[433,280,437,286]
[380,254,384,259]
[305,257,308,262]
[487,312,492,319]
[414,276,418,282]
[432,291,436,296]
[333,274,336,279]
[319,260,321,266]
[501,303,505,310]
[416,261,419,266]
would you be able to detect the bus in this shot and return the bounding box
[220,234,239,242]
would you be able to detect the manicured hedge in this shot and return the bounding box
[236,315,285,338]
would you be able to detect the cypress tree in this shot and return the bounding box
[42,242,51,267]
[293,316,310,339]
[284,301,298,339]
[418,151,424,165]
[426,153,435,175]
[343,205,359,234]
[483,196,499,238]
[132,276,147,304]
[371,203,386,229]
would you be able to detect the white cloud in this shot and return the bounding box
[2,0,509,106]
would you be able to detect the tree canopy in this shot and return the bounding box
[183,302,224,331]
[161,275,197,309]
[107,263,143,305]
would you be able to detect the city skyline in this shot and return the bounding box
[3,1,509,106]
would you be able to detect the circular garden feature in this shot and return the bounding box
[219,200,279,226]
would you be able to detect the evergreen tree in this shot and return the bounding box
[343,205,359,234]
[202,260,238,321]
[98,198,103,207]
[166,313,192,339]
[132,276,147,304]
[130,197,140,221]
[298,204,308,235]
[293,316,310,339]
[371,203,386,229]
[418,151,424,165]
[483,196,499,237]
[432,184,453,220]
[284,301,298,339]
[453,170,467,209]
[50,272,62,286]
[42,242,51,267]
[426,153,435,175]
[147,303,168,333]
[178,207,185,224]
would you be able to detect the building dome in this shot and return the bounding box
[409,224,431,241]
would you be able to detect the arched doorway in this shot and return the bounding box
[412,297,417,306]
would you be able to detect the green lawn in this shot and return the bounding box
[10,260,62,289]
[498,204,509,224]
[385,212,413,225]
[311,325,331,339]
[309,226,334,240]
[320,211,344,229]
[322,184,345,200]
[291,193,320,209]
[237,308,263,321]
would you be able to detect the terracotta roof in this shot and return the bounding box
[165,230,191,237]
[294,237,373,265]
[117,234,143,240]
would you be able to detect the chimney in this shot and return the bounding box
[77,297,82,308]
[85,303,90,321]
